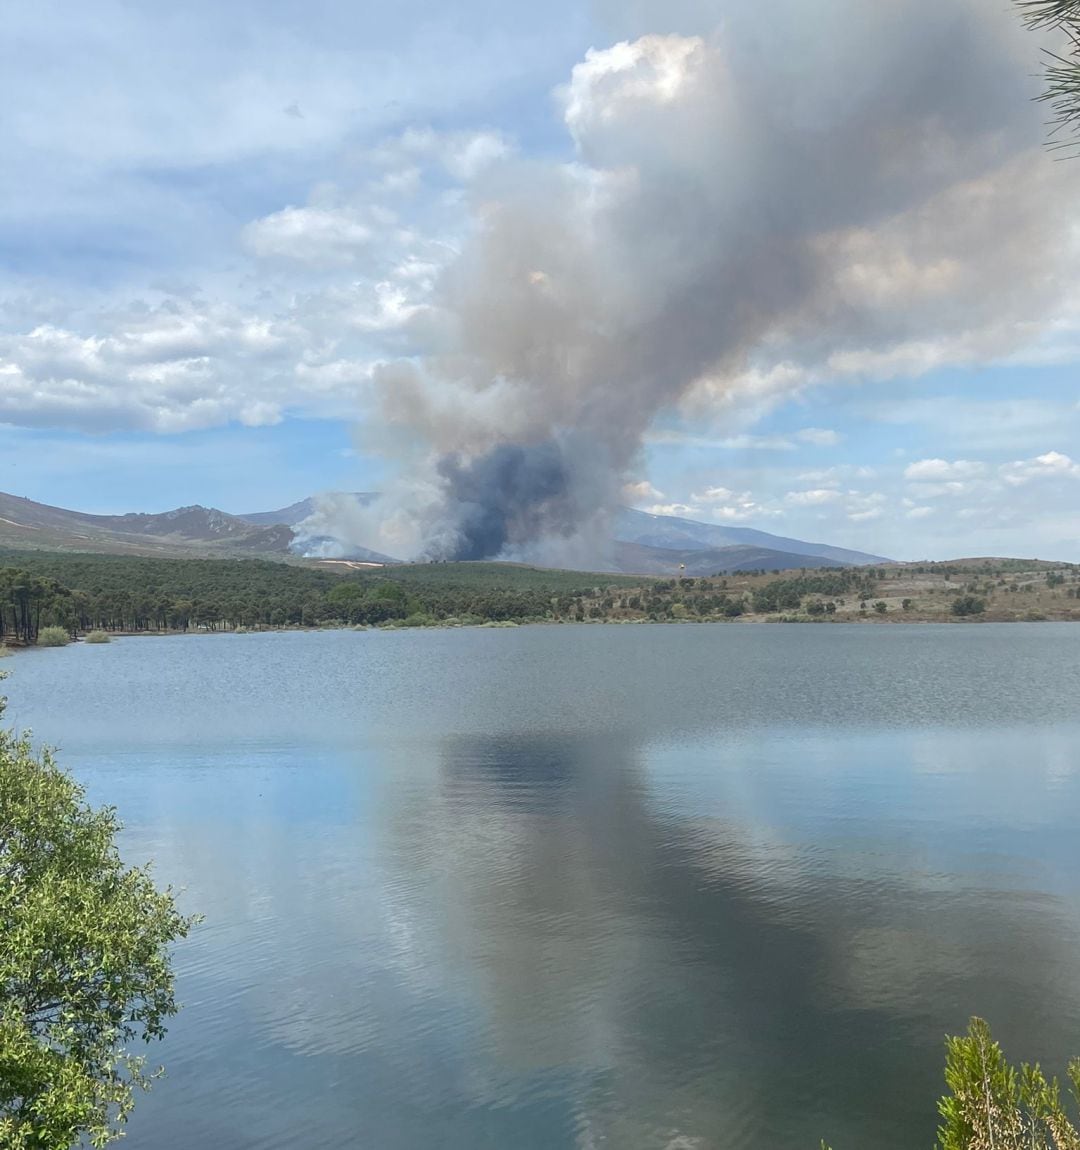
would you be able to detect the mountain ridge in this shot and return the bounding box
[0,489,889,573]
[613,507,889,566]
[0,492,296,558]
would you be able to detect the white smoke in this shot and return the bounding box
[331,0,1080,562]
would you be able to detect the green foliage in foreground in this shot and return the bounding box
[823,1018,1080,1149]
[35,626,70,647]
[938,1019,1080,1149]
[0,676,197,1147]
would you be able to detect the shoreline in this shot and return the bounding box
[3,610,1076,657]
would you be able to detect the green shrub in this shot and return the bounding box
[823,1018,1080,1150]
[36,626,70,647]
[951,595,986,617]
[84,630,111,644]
[0,676,198,1146]
[402,613,436,628]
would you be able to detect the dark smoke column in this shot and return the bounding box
[431,439,584,561]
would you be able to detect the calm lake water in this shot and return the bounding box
[5,623,1080,1149]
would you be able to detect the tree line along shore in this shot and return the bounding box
[1,550,1078,648]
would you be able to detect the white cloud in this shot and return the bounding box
[711,494,780,522]
[796,427,842,447]
[349,281,426,332]
[692,486,735,503]
[905,506,935,520]
[908,480,982,499]
[440,131,513,181]
[645,430,798,451]
[717,435,798,451]
[846,492,888,523]
[786,488,843,506]
[642,502,699,518]
[0,302,375,433]
[561,35,703,150]
[243,206,374,265]
[1002,450,1080,486]
[904,458,986,481]
[798,465,877,484]
[377,126,514,182]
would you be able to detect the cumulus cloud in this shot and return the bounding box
[642,502,699,518]
[1002,451,1080,485]
[0,304,307,432]
[242,206,374,265]
[786,488,843,506]
[693,486,736,503]
[904,458,987,481]
[796,428,842,447]
[846,493,888,523]
[379,126,515,182]
[711,494,778,522]
[799,465,877,484]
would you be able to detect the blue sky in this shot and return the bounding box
[2,0,1080,561]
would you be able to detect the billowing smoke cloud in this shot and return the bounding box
[341,0,1080,562]
[436,443,574,560]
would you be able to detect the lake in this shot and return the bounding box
[4,623,1080,1149]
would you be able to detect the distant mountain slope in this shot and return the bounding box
[235,494,376,528]
[0,492,296,558]
[235,494,393,563]
[614,507,889,566]
[0,489,886,573]
[610,541,854,576]
[237,494,888,569]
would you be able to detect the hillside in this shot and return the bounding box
[610,541,851,576]
[614,507,889,566]
[0,492,296,558]
[236,494,375,528]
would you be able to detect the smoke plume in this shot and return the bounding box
[342,0,1079,563]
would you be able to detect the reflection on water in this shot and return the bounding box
[4,626,1080,1149]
